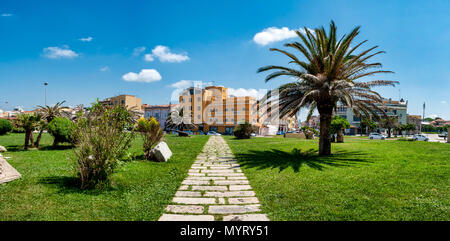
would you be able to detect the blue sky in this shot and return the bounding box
[0,0,449,119]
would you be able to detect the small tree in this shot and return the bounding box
[360,117,377,135]
[166,106,196,136]
[48,117,75,146]
[380,116,398,138]
[136,117,164,160]
[0,119,13,135]
[15,113,41,150]
[73,102,135,189]
[300,126,318,139]
[330,116,350,143]
[233,122,255,139]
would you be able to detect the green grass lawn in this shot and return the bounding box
[0,133,209,220]
[225,136,450,221]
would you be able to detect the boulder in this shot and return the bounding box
[0,145,7,152]
[149,142,172,162]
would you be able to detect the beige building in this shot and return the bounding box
[178,85,291,135]
[100,95,143,118]
[101,95,142,110]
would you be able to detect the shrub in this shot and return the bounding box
[73,102,135,189]
[48,117,75,146]
[136,117,164,160]
[301,126,318,139]
[233,122,255,139]
[0,119,13,135]
[331,116,350,143]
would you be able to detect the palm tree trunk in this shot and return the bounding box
[337,129,344,143]
[318,107,333,155]
[29,132,35,148]
[24,130,30,150]
[35,128,44,148]
[387,128,391,138]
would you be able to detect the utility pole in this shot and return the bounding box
[44,82,48,106]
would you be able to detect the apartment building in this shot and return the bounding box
[101,95,142,110]
[100,94,144,117]
[178,86,259,134]
[336,98,408,134]
[144,104,177,130]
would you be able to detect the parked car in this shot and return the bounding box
[413,134,429,141]
[438,132,448,138]
[250,133,256,137]
[207,131,221,136]
[369,133,386,140]
[276,131,286,135]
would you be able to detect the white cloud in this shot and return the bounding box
[145,45,189,63]
[122,69,161,83]
[79,36,93,42]
[43,46,79,59]
[144,53,154,62]
[169,80,212,102]
[228,88,268,99]
[100,66,109,72]
[133,46,146,56]
[253,27,311,46]
[1,13,13,17]
[440,100,447,104]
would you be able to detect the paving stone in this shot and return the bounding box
[228,197,260,204]
[191,185,228,191]
[186,176,226,180]
[208,205,261,214]
[159,214,214,221]
[227,176,247,180]
[229,185,252,190]
[201,169,237,173]
[214,180,249,185]
[188,173,205,176]
[165,205,204,214]
[182,180,210,185]
[223,214,269,221]
[159,136,268,221]
[204,191,255,197]
[172,197,217,204]
[175,191,202,197]
[208,173,245,177]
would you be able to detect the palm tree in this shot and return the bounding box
[166,106,196,136]
[37,100,69,123]
[380,116,398,138]
[15,113,41,150]
[258,21,398,155]
[35,101,69,148]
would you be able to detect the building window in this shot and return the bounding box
[197,97,201,101]
[189,106,192,110]
[353,116,361,121]
[197,106,201,110]
[121,100,125,105]
[197,115,201,119]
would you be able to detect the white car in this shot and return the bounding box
[413,134,429,141]
[369,133,386,140]
[207,131,221,136]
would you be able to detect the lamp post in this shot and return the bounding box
[44,82,48,106]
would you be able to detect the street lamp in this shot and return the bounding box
[44,82,48,106]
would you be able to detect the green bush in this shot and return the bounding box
[233,122,255,139]
[73,102,135,189]
[48,117,74,146]
[137,117,164,161]
[0,119,13,135]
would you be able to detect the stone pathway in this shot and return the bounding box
[158,136,269,221]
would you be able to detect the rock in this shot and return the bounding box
[0,145,7,152]
[149,141,172,162]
